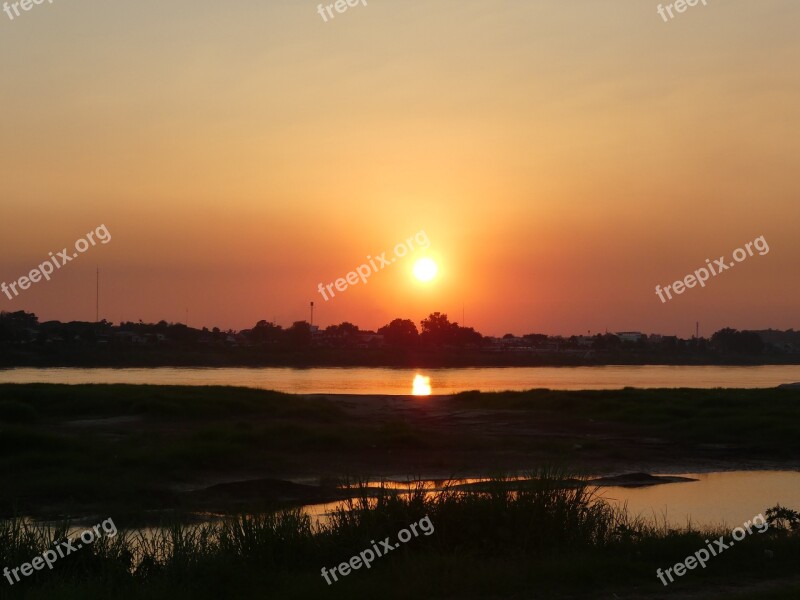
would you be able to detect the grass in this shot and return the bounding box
[0,384,357,517]
[0,384,326,420]
[2,384,800,518]
[451,387,800,457]
[0,472,798,599]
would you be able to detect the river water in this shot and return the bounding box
[304,471,800,528]
[2,365,799,394]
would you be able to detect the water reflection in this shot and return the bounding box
[302,471,800,528]
[412,374,431,395]
[3,365,800,394]
[601,471,800,528]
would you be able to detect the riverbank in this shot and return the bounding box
[2,476,799,600]
[4,343,800,368]
[1,384,799,519]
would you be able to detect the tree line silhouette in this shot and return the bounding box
[1,310,796,368]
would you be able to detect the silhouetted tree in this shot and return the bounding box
[452,326,482,346]
[0,311,39,342]
[378,319,419,348]
[593,333,621,350]
[247,320,283,344]
[711,328,764,354]
[286,321,312,349]
[420,313,482,347]
[326,322,359,336]
[420,312,454,346]
[322,322,360,348]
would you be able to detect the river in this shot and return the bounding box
[303,470,800,528]
[1,365,799,394]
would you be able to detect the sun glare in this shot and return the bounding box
[413,258,438,282]
[412,374,432,396]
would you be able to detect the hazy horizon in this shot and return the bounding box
[2,1,799,337]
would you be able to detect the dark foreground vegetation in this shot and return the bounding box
[1,476,798,599]
[2,384,800,518]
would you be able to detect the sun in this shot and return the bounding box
[413,258,438,282]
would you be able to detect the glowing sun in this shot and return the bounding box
[413,258,438,282]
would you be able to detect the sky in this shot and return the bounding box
[1,0,798,337]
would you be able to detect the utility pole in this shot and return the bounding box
[96,268,99,322]
[310,302,314,327]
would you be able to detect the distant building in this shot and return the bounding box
[616,332,645,344]
[354,332,384,348]
[114,331,146,344]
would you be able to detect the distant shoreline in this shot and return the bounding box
[3,347,800,369]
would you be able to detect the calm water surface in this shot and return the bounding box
[304,471,800,528]
[2,365,800,394]
[52,471,797,548]
[599,470,800,527]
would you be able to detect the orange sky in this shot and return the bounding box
[1,1,798,336]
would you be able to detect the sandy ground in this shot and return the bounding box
[288,393,799,478]
[178,392,798,511]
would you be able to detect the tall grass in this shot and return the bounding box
[0,473,797,598]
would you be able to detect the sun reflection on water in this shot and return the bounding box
[412,374,431,396]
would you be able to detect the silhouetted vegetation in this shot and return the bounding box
[0,478,797,599]
[2,384,800,521]
[2,311,799,367]
[711,327,765,354]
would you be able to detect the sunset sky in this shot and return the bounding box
[1,1,798,336]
